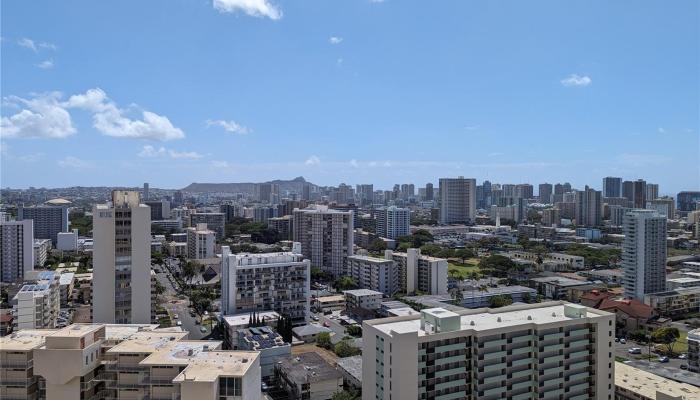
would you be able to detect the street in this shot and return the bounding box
[314,311,348,344]
[156,258,211,340]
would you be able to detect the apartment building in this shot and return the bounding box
[688,328,699,373]
[93,191,152,324]
[292,205,354,277]
[56,229,79,251]
[144,199,171,221]
[18,200,69,245]
[12,271,61,330]
[622,210,667,301]
[362,302,615,400]
[615,361,700,399]
[347,255,401,296]
[1,323,262,400]
[221,243,310,324]
[189,213,225,239]
[375,206,411,239]
[1,219,34,283]
[643,286,700,317]
[186,223,215,260]
[268,215,293,240]
[344,289,383,311]
[439,177,477,224]
[385,248,448,295]
[575,186,602,227]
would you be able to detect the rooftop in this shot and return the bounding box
[615,362,700,399]
[107,330,189,354]
[222,311,280,327]
[336,355,362,383]
[368,302,610,337]
[276,352,342,384]
[530,276,592,287]
[0,329,58,351]
[347,255,393,264]
[343,289,383,297]
[172,351,259,382]
[139,340,224,365]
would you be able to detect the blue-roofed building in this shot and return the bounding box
[12,271,60,330]
[236,326,291,381]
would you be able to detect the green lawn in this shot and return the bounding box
[653,330,689,354]
[448,259,481,280]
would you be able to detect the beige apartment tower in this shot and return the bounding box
[93,191,152,324]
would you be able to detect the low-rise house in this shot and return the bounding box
[292,324,333,343]
[343,289,383,311]
[275,352,343,400]
[236,325,291,381]
[313,295,346,313]
[644,287,700,317]
[597,298,667,335]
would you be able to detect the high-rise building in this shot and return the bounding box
[259,183,280,204]
[602,177,622,198]
[356,184,374,206]
[677,191,700,212]
[292,205,353,277]
[173,190,183,206]
[93,190,152,324]
[647,197,675,218]
[438,177,476,224]
[633,179,647,208]
[143,182,149,200]
[542,207,560,227]
[12,271,60,330]
[375,206,411,239]
[425,183,434,201]
[362,302,615,400]
[538,183,553,204]
[190,212,225,239]
[622,209,667,301]
[2,323,262,400]
[575,186,602,227]
[186,223,215,259]
[301,184,311,201]
[144,199,171,221]
[515,184,534,199]
[347,255,401,296]
[385,248,448,295]
[221,244,310,324]
[645,183,659,201]
[1,219,34,283]
[18,200,69,245]
[268,215,293,240]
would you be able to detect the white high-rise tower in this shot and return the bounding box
[622,209,667,300]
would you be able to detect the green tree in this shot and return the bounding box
[651,327,681,354]
[489,294,514,308]
[346,325,362,337]
[419,243,442,257]
[316,332,332,349]
[334,340,361,357]
[334,276,358,291]
[521,292,531,304]
[479,255,518,278]
[331,390,360,400]
[451,289,464,305]
[455,248,474,263]
[368,239,387,253]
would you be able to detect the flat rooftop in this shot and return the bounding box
[530,276,592,287]
[103,324,165,342]
[172,351,259,382]
[615,362,700,399]
[276,352,342,384]
[139,340,223,365]
[317,295,345,303]
[51,324,103,338]
[343,289,383,297]
[222,311,280,327]
[0,329,58,351]
[107,331,189,354]
[336,355,362,383]
[347,255,393,264]
[369,303,610,337]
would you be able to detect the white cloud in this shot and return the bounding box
[168,149,203,159]
[1,92,76,139]
[336,58,344,66]
[210,160,230,168]
[657,127,666,134]
[65,88,185,140]
[16,38,56,52]
[488,152,504,157]
[17,38,37,52]
[304,155,321,166]
[464,125,479,131]
[329,36,343,44]
[138,145,202,159]
[349,159,359,168]
[36,60,54,69]
[57,156,91,168]
[213,0,282,20]
[206,119,250,134]
[561,74,592,87]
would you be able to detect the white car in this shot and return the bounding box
[176,321,182,326]
[628,347,642,354]
[620,338,626,344]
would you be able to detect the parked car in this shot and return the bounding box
[173,314,178,319]
[312,316,320,321]
[678,354,687,359]
[680,364,688,370]
[323,321,330,327]
[620,338,626,344]
[176,321,182,326]
[628,348,642,354]
[658,356,669,363]
[200,327,207,333]
[614,337,620,342]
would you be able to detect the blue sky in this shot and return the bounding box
[1,0,698,194]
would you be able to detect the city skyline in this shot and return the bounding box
[1,0,698,192]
